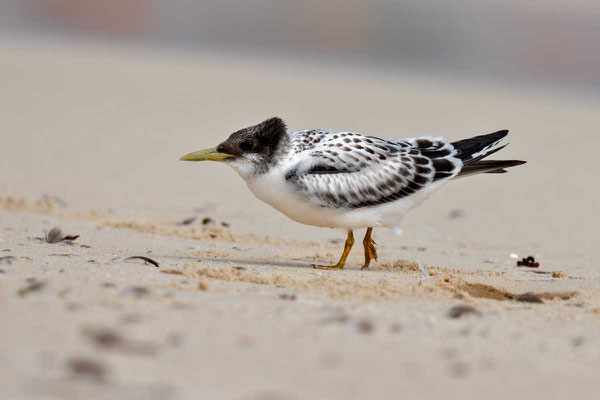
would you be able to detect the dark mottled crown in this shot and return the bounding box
[216,117,287,163]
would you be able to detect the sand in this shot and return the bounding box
[1,36,600,399]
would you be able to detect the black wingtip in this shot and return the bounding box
[456,159,526,178]
[452,129,511,164]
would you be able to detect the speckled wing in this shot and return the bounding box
[284,131,462,209]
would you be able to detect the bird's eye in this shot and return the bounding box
[240,140,254,152]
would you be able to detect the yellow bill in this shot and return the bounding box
[179,147,235,162]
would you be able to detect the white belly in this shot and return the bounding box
[245,168,449,230]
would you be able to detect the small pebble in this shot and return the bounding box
[0,256,14,265]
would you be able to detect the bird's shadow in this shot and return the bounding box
[194,256,371,271]
[198,256,310,269]
[164,253,311,269]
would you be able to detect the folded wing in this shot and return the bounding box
[285,133,462,209]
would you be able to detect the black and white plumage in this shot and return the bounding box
[181,117,525,269]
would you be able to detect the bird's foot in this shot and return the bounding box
[312,262,345,270]
[313,230,353,270]
[361,237,378,270]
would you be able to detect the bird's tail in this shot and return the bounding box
[451,130,526,179]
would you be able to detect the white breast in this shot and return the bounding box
[246,166,341,228]
[245,165,449,230]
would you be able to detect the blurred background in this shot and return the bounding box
[2,0,599,94]
[1,0,599,254]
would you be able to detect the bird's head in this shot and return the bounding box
[180,117,287,177]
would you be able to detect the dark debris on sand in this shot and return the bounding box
[355,319,375,334]
[122,286,151,298]
[17,279,47,297]
[516,292,544,303]
[84,327,124,349]
[278,293,297,301]
[82,326,158,356]
[125,256,159,268]
[178,216,197,226]
[67,357,108,381]
[45,227,80,244]
[517,256,539,268]
[448,305,481,319]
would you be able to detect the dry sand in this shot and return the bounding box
[1,37,600,399]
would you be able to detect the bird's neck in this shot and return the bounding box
[228,134,291,181]
[266,132,291,168]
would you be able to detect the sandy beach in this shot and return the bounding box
[1,37,600,399]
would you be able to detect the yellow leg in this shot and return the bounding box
[312,230,354,270]
[361,227,378,270]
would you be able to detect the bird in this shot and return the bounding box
[180,117,525,270]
